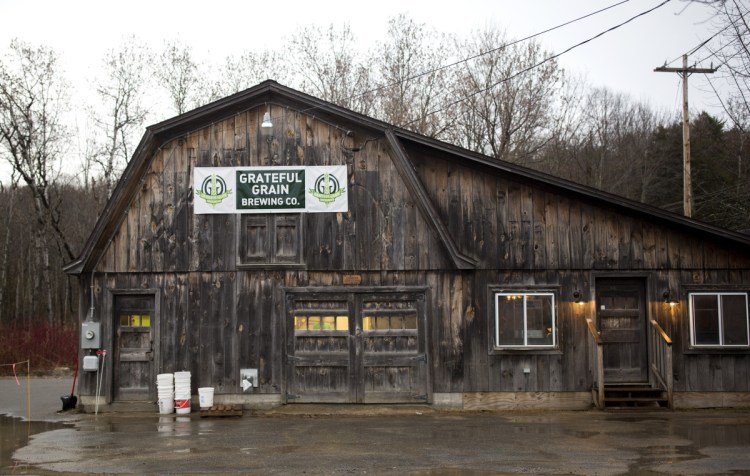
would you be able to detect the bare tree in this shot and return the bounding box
[90,36,151,196]
[214,50,290,98]
[0,172,19,325]
[705,0,750,124]
[574,89,669,197]
[374,14,453,138]
[289,24,375,115]
[0,39,74,323]
[446,26,566,164]
[155,40,200,115]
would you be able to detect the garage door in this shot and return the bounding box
[285,290,428,403]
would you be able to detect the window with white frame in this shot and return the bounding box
[689,292,749,348]
[494,292,556,348]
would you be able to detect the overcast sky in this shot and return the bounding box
[0,0,727,180]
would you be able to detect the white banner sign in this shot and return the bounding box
[193,166,348,214]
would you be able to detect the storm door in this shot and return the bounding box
[113,295,155,401]
[596,278,648,383]
[286,290,428,403]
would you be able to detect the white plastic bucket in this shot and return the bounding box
[158,398,174,414]
[198,387,214,408]
[175,398,191,414]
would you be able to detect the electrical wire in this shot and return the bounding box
[664,6,749,66]
[383,0,632,90]
[405,0,673,128]
[300,0,634,115]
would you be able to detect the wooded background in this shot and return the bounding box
[0,4,748,328]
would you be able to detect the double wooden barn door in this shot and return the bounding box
[285,290,428,403]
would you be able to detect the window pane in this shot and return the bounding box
[141,314,151,327]
[390,316,404,330]
[120,314,130,326]
[362,316,374,330]
[336,315,349,331]
[404,315,417,330]
[693,295,719,345]
[722,295,749,346]
[308,316,321,330]
[294,316,307,331]
[322,316,335,330]
[526,295,554,345]
[376,317,390,330]
[497,296,524,346]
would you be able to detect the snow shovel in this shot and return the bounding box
[60,357,78,411]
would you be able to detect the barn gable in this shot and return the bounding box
[66,81,750,412]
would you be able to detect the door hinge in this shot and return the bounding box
[413,394,428,401]
[410,354,427,362]
[286,392,300,400]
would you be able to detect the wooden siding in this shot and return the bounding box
[81,105,750,400]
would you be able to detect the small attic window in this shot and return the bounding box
[237,214,304,267]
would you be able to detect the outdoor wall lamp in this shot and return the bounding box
[662,290,678,305]
[573,290,584,304]
[261,111,273,142]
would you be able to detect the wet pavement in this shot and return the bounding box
[2,378,750,474]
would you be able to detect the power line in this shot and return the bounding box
[386,0,634,89]
[664,6,749,66]
[407,0,673,128]
[301,0,634,114]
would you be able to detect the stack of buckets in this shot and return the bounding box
[156,373,175,414]
[174,371,192,414]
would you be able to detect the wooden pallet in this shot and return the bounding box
[199,404,243,417]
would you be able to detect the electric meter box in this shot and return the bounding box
[81,321,101,349]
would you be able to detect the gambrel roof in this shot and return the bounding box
[64,80,750,275]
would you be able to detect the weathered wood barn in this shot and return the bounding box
[65,80,750,411]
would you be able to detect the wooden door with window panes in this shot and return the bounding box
[286,291,428,403]
[596,279,648,383]
[114,295,156,401]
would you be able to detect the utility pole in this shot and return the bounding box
[655,55,717,218]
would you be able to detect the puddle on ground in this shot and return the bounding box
[0,414,70,472]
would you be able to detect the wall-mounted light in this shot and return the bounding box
[573,290,584,304]
[261,111,273,141]
[662,290,678,306]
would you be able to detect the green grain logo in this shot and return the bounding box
[197,174,232,206]
[310,173,344,205]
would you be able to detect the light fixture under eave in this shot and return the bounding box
[573,290,584,304]
[261,112,273,128]
[261,111,273,141]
